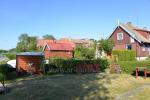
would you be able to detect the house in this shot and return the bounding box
[36,39,54,48]
[16,52,44,74]
[60,38,94,48]
[43,43,74,59]
[36,39,75,49]
[109,22,150,60]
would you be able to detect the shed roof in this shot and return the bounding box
[17,52,44,56]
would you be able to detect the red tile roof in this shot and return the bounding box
[46,43,74,51]
[37,39,75,48]
[37,39,54,47]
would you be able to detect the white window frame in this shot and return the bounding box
[117,33,123,40]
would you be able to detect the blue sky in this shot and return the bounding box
[0,0,150,50]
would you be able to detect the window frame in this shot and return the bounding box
[117,33,123,40]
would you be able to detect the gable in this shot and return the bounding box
[109,25,141,43]
[109,26,133,44]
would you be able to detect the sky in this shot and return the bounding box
[0,0,150,50]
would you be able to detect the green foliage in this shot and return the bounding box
[0,64,8,75]
[99,39,114,54]
[74,46,95,59]
[16,33,37,52]
[45,58,109,73]
[42,34,56,40]
[117,61,150,74]
[3,53,16,60]
[112,50,136,61]
[0,64,8,87]
[0,49,8,53]
[0,73,5,87]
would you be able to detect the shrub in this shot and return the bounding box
[0,73,5,87]
[74,46,95,59]
[45,58,109,74]
[117,61,150,74]
[112,50,136,61]
[0,64,8,75]
[3,53,16,60]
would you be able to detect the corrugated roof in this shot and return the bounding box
[17,52,44,56]
[46,43,73,51]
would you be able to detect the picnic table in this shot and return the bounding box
[136,67,150,79]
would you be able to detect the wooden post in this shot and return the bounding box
[144,68,147,79]
[136,67,138,79]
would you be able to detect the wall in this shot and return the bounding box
[16,56,44,73]
[44,46,73,59]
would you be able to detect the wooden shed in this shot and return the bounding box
[43,43,74,59]
[16,52,44,74]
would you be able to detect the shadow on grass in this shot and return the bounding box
[132,71,150,78]
[0,73,118,100]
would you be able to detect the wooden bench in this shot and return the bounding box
[136,67,150,79]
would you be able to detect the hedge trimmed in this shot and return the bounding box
[112,50,136,61]
[45,58,109,74]
[117,61,150,74]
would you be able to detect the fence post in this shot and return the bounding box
[136,67,138,79]
[144,68,147,79]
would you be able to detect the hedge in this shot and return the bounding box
[45,58,109,74]
[112,50,136,61]
[117,61,150,74]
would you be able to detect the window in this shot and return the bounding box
[126,44,132,50]
[130,37,134,43]
[117,33,123,40]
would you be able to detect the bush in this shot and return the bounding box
[117,61,150,74]
[74,46,95,59]
[45,58,109,74]
[3,53,16,60]
[0,64,8,75]
[112,50,136,61]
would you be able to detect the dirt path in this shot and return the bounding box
[115,84,150,100]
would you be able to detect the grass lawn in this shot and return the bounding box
[0,73,150,100]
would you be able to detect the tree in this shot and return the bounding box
[42,34,56,40]
[0,49,8,53]
[28,36,37,51]
[16,33,37,52]
[99,39,114,55]
[74,46,95,59]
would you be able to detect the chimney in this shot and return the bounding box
[127,22,132,26]
[143,27,147,30]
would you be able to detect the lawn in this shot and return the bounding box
[0,73,150,100]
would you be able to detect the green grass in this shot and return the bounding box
[1,73,150,100]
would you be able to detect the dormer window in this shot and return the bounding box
[117,33,123,40]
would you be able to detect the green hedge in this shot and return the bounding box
[117,61,150,74]
[112,50,136,61]
[45,58,109,74]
